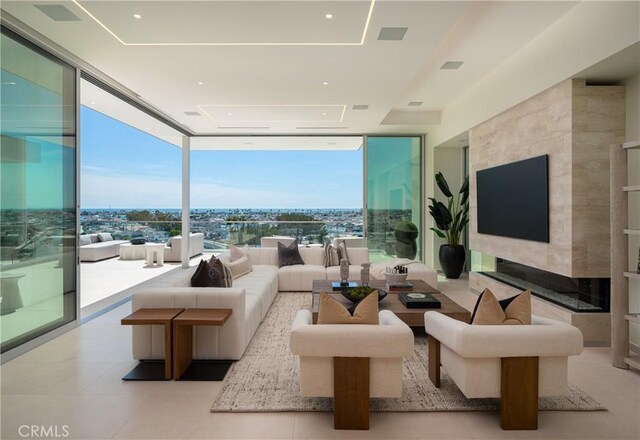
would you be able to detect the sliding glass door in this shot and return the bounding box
[365,136,422,262]
[0,28,77,354]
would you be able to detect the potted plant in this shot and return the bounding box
[428,172,469,279]
[394,220,419,259]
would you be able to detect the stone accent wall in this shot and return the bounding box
[469,79,625,278]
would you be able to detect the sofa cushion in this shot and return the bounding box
[277,240,304,267]
[97,232,113,242]
[227,255,252,279]
[471,288,531,325]
[209,256,233,287]
[88,234,100,244]
[317,292,379,324]
[79,235,91,246]
[278,264,326,291]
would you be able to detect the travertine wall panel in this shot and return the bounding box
[470,79,624,278]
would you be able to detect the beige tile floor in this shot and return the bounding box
[2,275,639,440]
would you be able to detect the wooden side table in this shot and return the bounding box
[173,308,233,381]
[121,308,184,380]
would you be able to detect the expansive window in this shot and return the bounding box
[189,136,363,250]
[0,28,77,354]
[366,136,422,262]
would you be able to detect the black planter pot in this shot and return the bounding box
[439,244,466,279]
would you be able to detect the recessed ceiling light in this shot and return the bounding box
[133,14,142,19]
[322,81,329,86]
[227,112,232,116]
[441,61,464,70]
[325,13,333,19]
[197,81,204,86]
[322,112,327,116]
[90,101,96,105]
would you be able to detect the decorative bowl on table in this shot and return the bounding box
[385,272,408,284]
[340,286,387,303]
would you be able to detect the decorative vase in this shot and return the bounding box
[394,221,419,259]
[340,258,349,284]
[360,263,370,286]
[439,244,466,279]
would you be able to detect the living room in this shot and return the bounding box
[1,1,639,439]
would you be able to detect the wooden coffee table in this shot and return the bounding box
[121,308,184,380]
[311,280,470,327]
[173,308,233,381]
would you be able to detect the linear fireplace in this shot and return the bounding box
[480,258,610,313]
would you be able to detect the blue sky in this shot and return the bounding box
[80,107,363,209]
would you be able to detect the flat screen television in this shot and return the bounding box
[476,155,549,243]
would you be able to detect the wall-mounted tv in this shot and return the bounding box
[476,155,549,243]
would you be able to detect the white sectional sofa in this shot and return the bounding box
[130,246,437,361]
[79,233,128,262]
[132,260,278,361]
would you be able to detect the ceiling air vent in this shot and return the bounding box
[183,111,201,116]
[377,27,408,41]
[217,126,269,129]
[35,4,81,21]
[352,105,369,110]
[441,61,464,70]
[408,102,423,107]
[296,127,348,130]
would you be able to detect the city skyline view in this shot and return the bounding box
[81,106,364,210]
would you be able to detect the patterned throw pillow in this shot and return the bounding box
[317,291,379,324]
[277,240,305,267]
[323,243,341,267]
[470,288,531,325]
[336,239,350,264]
[208,256,233,287]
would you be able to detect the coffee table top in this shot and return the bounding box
[311,280,470,327]
[173,308,233,326]
[121,308,184,325]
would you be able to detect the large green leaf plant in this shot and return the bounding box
[428,172,469,245]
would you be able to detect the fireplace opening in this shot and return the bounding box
[479,258,610,313]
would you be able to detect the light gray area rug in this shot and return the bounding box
[211,292,605,412]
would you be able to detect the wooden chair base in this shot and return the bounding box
[333,357,370,430]
[428,336,539,430]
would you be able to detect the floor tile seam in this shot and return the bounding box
[109,393,154,440]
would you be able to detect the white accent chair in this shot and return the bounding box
[424,311,583,430]
[290,309,414,430]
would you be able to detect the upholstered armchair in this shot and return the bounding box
[424,311,583,430]
[290,309,414,430]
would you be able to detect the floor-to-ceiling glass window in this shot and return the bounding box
[366,136,422,262]
[0,28,77,354]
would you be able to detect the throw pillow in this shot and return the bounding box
[227,255,252,279]
[208,256,233,287]
[79,235,91,246]
[191,260,214,287]
[97,232,113,242]
[88,234,100,244]
[230,244,250,262]
[277,240,305,267]
[336,239,350,264]
[471,288,531,325]
[317,291,379,324]
[323,243,341,267]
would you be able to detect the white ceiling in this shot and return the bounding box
[191,135,363,150]
[2,1,582,136]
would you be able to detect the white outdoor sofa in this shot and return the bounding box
[163,233,204,262]
[79,233,128,262]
